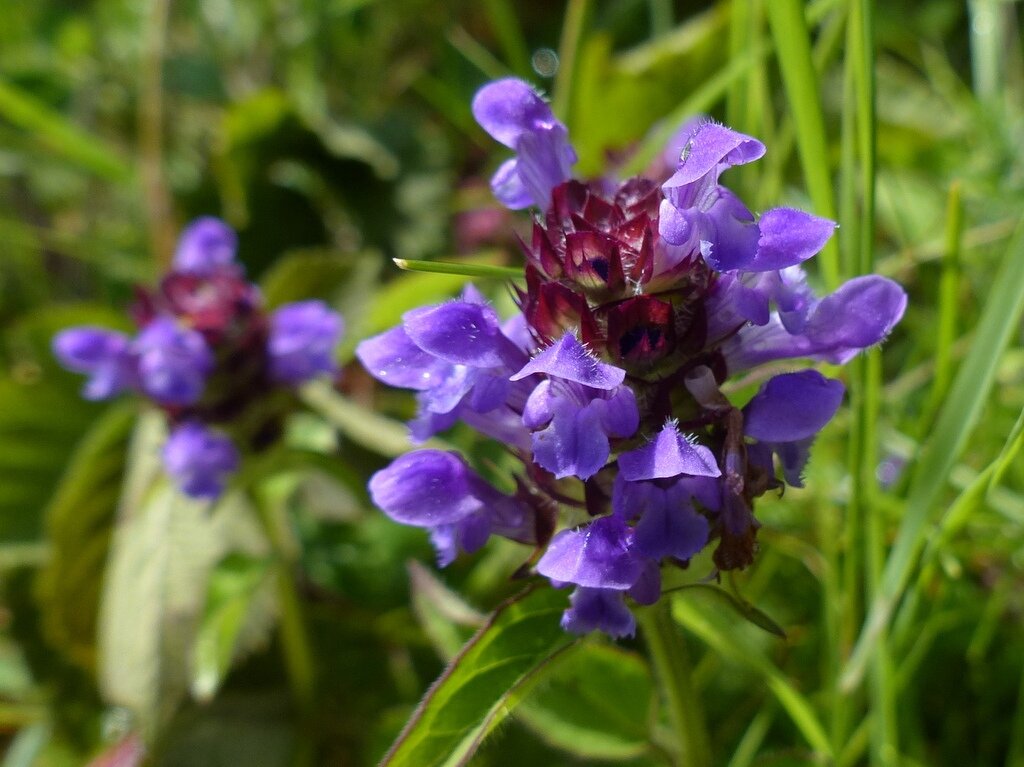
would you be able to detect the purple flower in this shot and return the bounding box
[356,291,532,444]
[472,79,577,210]
[268,300,344,384]
[368,450,534,566]
[135,317,214,406]
[613,422,716,561]
[511,333,639,480]
[659,123,837,274]
[53,327,138,400]
[173,217,238,275]
[537,516,662,637]
[560,587,638,638]
[163,422,239,499]
[360,79,909,638]
[743,370,845,486]
[722,273,907,373]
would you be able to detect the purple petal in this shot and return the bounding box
[409,407,461,443]
[678,475,722,511]
[592,386,640,439]
[368,450,484,527]
[173,217,237,275]
[804,276,908,361]
[471,78,559,148]
[404,301,520,369]
[657,198,701,249]
[163,422,239,499]
[491,158,534,210]
[746,209,836,272]
[513,126,576,211]
[522,379,555,429]
[561,587,636,638]
[356,326,450,391]
[626,560,662,606]
[53,327,137,400]
[537,515,640,590]
[135,317,213,406]
[662,123,765,191]
[632,489,709,560]
[511,333,625,390]
[700,188,759,272]
[743,370,845,442]
[619,422,721,480]
[772,436,815,487]
[531,400,610,480]
[268,300,343,384]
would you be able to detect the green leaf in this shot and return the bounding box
[764,0,839,289]
[259,248,358,308]
[517,643,655,761]
[97,440,271,739]
[300,381,451,457]
[35,403,136,672]
[381,586,574,767]
[408,561,485,662]
[191,553,275,702]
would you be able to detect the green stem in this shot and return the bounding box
[639,600,711,767]
[251,491,317,718]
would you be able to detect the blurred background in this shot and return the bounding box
[2,0,1024,765]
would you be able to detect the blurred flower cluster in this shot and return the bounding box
[54,218,344,498]
[358,79,907,637]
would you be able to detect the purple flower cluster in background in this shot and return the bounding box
[358,78,906,638]
[54,217,344,499]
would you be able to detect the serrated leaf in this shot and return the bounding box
[191,553,275,702]
[381,586,574,767]
[517,643,655,761]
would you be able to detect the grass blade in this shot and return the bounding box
[393,258,523,280]
[672,596,834,759]
[0,80,132,181]
[764,0,839,289]
[841,214,1024,692]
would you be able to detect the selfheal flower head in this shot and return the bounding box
[359,78,908,639]
[53,327,138,400]
[269,300,344,384]
[135,317,213,406]
[163,421,239,499]
[369,449,536,566]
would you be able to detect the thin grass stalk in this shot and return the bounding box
[764,0,839,290]
[841,214,1024,692]
[917,182,963,436]
[481,0,532,77]
[139,0,175,269]
[552,0,592,129]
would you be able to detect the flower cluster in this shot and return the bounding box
[359,79,906,637]
[54,217,344,499]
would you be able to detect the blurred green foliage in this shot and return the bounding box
[1,0,1024,765]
